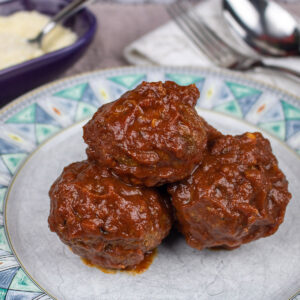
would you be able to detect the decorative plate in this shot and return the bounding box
[0,66,299,300]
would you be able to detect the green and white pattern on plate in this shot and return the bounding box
[0,66,300,299]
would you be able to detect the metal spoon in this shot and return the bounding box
[223,0,300,57]
[28,0,91,49]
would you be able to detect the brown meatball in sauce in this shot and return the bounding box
[168,132,291,250]
[83,81,207,187]
[48,160,172,270]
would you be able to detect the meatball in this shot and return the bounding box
[83,81,207,187]
[168,132,291,250]
[48,160,172,269]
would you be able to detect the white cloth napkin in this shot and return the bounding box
[124,0,300,95]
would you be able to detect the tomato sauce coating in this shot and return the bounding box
[83,81,207,187]
[48,160,172,269]
[168,132,291,250]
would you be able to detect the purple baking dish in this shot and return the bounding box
[0,0,97,106]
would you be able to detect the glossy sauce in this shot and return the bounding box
[83,81,207,187]
[49,161,172,270]
[168,132,291,250]
[81,249,157,275]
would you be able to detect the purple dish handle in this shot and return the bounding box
[0,0,97,107]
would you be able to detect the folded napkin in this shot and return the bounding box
[124,0,300,94]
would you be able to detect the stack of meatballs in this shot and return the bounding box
[48,81,291,270]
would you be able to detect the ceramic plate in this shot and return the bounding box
[0,66,300,300]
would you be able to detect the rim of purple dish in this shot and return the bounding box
[0,6,97,77]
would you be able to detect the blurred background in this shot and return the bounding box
[64,0,300,74]
[0,0,299,103]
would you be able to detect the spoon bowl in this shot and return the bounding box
[223,0,300,57]
[28,0,91,49]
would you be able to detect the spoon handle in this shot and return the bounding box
[40,0,92,39]
[259,62,300,79]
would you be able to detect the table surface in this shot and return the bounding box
[64,3,170,76]
[64,1,300,78]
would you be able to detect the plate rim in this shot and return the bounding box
[4,120,88,300]
[1,65,300,117]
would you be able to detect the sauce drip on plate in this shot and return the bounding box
[81,249,157,275]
